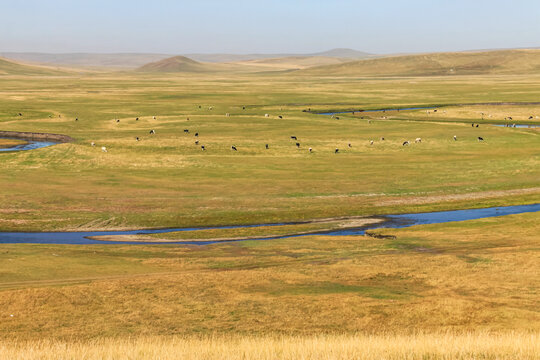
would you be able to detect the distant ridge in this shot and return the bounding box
[0,57,66,75]
[0,52,173,69]
[0,49,371,68]
[185,48,371,63]
[295,49,540,77]
[308,48,372,58]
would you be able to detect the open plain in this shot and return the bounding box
[0,51,539,358]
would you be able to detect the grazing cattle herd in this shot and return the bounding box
[79,106,540,154]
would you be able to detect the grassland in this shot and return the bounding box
[0,58,539,358]
[0,57,67,76]
[0,72,539,231]
[2,333,538,359]
[298,49,540,76]
[0,212,538,358]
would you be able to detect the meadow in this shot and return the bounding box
[0,68,539,358]
[0,73,539,231]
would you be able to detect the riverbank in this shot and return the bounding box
[0,138,27,149]
[1,211,538,340]
[0,130,73,143]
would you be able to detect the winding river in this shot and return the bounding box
[1,203,539,245]
[1,128,538,245]
[0,137,60,152]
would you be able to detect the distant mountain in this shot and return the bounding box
[233,56,353,70]
[308,48,372,58]
[295,49,540,77]
[0,49,371,68]
[0,52,173,69]
[0,57,67,75]
[185,48,372,63]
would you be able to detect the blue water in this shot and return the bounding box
[0,137,59,152]
[318,106,437,116]
[1,203,538,245]
[492,124,540,128]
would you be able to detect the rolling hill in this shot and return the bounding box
[136,55,352,73]
[186,48,372,62]
[136,56,233,73]
[0,57,67,75]
[0,49,371,68]
[0,52,173,69]
[232,56,352,70]
[296,49,540,77]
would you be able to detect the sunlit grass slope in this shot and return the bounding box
[0,57,67,76]
[298,49,540,76]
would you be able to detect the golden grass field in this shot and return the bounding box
[2,332,538,359]
[0,53,539,358]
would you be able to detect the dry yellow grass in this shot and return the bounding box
[1,332,537,359]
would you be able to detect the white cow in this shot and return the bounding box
[101,146,107,152]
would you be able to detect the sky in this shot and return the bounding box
[1,0,539,54]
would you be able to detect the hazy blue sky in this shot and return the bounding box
[1,0,539,54]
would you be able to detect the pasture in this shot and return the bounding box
[0,70,539,358]
[0,73,539,231]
